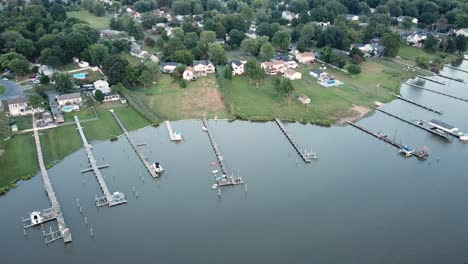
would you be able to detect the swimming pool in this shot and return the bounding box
[62,105,79,112]
[73,73,87,79]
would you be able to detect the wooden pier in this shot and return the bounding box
[417,75,445,85]
[275,118,314,163]
[74,116,127,207]
[444,65,468,74]
[165,121,180,141]
[347,122,428,159]
[405,82,468,102]
[109,110,159,178]
[201,118,229,176]
[392,93,443,115]
[436,73,464,83]
[22,119,72,243]
[375,109,450,140]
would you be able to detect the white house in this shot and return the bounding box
[298,94,311,105]
[7,97,44,116]
[261,60,288,75]
[93,80,110,94]
[283,69,302,80]
[192,60,215,77]
[160,62,179,73]
[57,93,82,106]
[455,28,468,37]
[273,54,298,68]
[183,66,195,81]
[282,11,298,22]
[295,52,315,64]
[245,30,257,39]
[345,14,359,21]
[397,16,418,24]
[229,60,246,75]
[38,65,56,77]
[309,69,326,79]
[78,61,89,68]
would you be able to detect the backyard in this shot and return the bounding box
[67,10,110,30]
[0,85,5,95]
[397,45,458,64]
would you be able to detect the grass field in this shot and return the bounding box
[128,74,228,120]
[397,45,458,64]
[9,115,33,130]
[0,103,150,193]
[121,52,142,67]
[0,85,5,95]
[67,10,110,30]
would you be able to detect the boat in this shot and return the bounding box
[428,119,458,133]
[151,162,164,174]
[399,145,415,157]
[211,183,219,190]
[30,211,42,225]
[209,162,217,166]
[211,169,219,174]
[202,126,207,132]
[460,134,468,141]
[174,131,182,141]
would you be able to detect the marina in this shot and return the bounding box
[21,120,72,244]
[417,75,445,85]
[165,121,182,141]
[275,118,317,163]
[74,116,127,207]
[375,108,451,140]
[404,82,468,102]
[347,122,429,159]
[392,93,443,115]
[444,65,468,74]
[109,109,160,178]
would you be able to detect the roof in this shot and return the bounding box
[298,94,310,100]
[273,54,292,61]
[284,69,298,75]
[229,60,243,66]
[7,97,28,105]
[297,52,315,58]
[429,119,455,130]
[184,66,195,73]
[160,62,179,67]
[310,69,323,74]
[57,93,82,101]
[193,60,213,66]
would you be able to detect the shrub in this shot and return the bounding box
[347,64,361,74]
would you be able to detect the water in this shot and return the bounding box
[1,61,468,263]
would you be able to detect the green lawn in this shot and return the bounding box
[121,52,142,67]
[67,10,110,30]
[0,85,6,95]
[0,104,150,193]
[10,115,33,130]
[62,106,97,123]
[397,45,457,64]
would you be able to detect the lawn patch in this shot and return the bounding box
[66,10,110,30]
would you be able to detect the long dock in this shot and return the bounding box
[418,75,445,85]
[165,121,180,141]
[109,109,159,178]
[405,82,468,102]
[444,65,468,74]
[375,109,450,140]
[392,93,443,115]
[201,118,229,176]
[347,122,428,159]
[22,119,72,243]
[436,73,464,83]
[74,116,126,207]
[275,118,313,163]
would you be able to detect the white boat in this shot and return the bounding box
[211,169,219,174]
[30,211,42,225]
[174,131,182,141]
[399,146,415,157]
[151,162,164,174]
[460,134,468,141]
[211,183,219,190]
[202,126,207,132]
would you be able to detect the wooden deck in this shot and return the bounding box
[405,82,468,102]
[165,121,177,141]
[275,118,313,163]
[201,118,229,176]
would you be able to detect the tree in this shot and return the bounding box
[103,56,129,85]
[381,32,401,57]
[134,1,154,13]
[184,32,199,49]
[415,56,430,69]
[139,70,153,88]
[241,38,260,55]
[352,54,363,64]
[128,20,144,40]
[28,95,46,112]
[224,65,233,81]
[455,35,467,53]
[83,44,109,66]
[39,73,49,85]
[0,53,30,76]
[200,31,217,51]
[228,29,245,48]
[347,64,361,74]
[272,30,291,52]
[245,59,264,88]
[141,13,157,29]
[215,22,226,38]
[93,3,106,17]
[424,35,438,52]
[95,89,104,102]
[171,50,195,65]
[274,78,294,108]
[208,43,227,65]
[49,3,67,21]
[259,42,274,61]
[54,73,74,93]
[145,38,155,47]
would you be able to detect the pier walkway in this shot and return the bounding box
[405,82,468,103]
[347,122,428,159]
[444,65,468,74]
[74,116,126,207]
[375,109,450,140]
[24,120,72,243]
[275,118,313,163]
[202,118,229,176]
[109,110,159,178]
[437,73,464,83]
[392,93,443,115]
[165,121,180,141]
[417,75,445,85]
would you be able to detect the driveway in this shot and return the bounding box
[0,79,25,100]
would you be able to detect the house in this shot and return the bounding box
[102,93,120,102]
[245,30,257,39]
[55,113,64,124]
[7,97,43,116]
[283,69,302,80]
[99,29,123,38]
[309,69,326,79]
[455,28,468,37]
[93,80,110,94]
[57,93,82,106]
[261,60,288,75]
[160,62,179,73]
[40,111,53,124]
[79,61,89,68]
[282,11,298,22]
[295,52,315,64]
[298,94,311,105]
[229,60,246,75]
[345,14,359,21]
[397,16,418,24]
[370,44,385,57]
[38,65,56,77]
[183,66,195,81]
[216,38,225,44]
[406,32,427,46]
[273,54,298,69]
[141,53,159,63]
[192,60,215,76]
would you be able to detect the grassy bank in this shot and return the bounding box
[397,45,458,64]
[0,85,5,95]
[67,10,110,30]
[0,103,150,194]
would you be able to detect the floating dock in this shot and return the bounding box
[22,119,72,244]
[109,110,159,178]
[347,122,428,159]
[275,118,315,163]
[436,73,464,83]
[392,93,443,115]
[74,116,127,207]
[375,108,450,140]
[405,82,468,102]
[201,118,229,176]
[417,75,445,85]
[444,65,468,74]
[165,121,181,141]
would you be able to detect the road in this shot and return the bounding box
[0,79,27,100]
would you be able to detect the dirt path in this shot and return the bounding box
[336,105,372,125]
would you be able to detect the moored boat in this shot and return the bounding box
[399,145,415,157]
[151,162,164,174]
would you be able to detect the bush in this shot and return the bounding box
[347,64,361,74]
[415,56,429,69]
[352,54,363,64]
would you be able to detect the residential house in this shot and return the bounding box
[273,54,298,68]
[352,43,385,57]
[406,32,427,46]
[282,11,298,22]
[229,60,246,75]
[216,38,225,44]
[183,66,195,81]
[38,65,56,77]
[7,97,43,116]
[40,111,53,124]
[245,30,257,39]
[370,43,385,57]
[57,93,82,106]
[283,69,302,80]
[309,69,326,79]
[298,94,311,105]
[160,62,179,73]
[261,60,288,75]
[455,28,468,37]
[94,80,110,94]
[345,14,359,21]
[99,29,123,38]
[192,60,215,77]
[295,52,315,64]
[141,53,159,63]
[397,16,418,24]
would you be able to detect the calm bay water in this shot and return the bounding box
[1,60,468,263]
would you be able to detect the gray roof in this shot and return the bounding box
[229,60,243,66]
[7,97,28,105]
[193,60,213,66]
[310,69,323,74]
[429,119,455,130]
[57,93,82,101]
[160,62,179,67]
